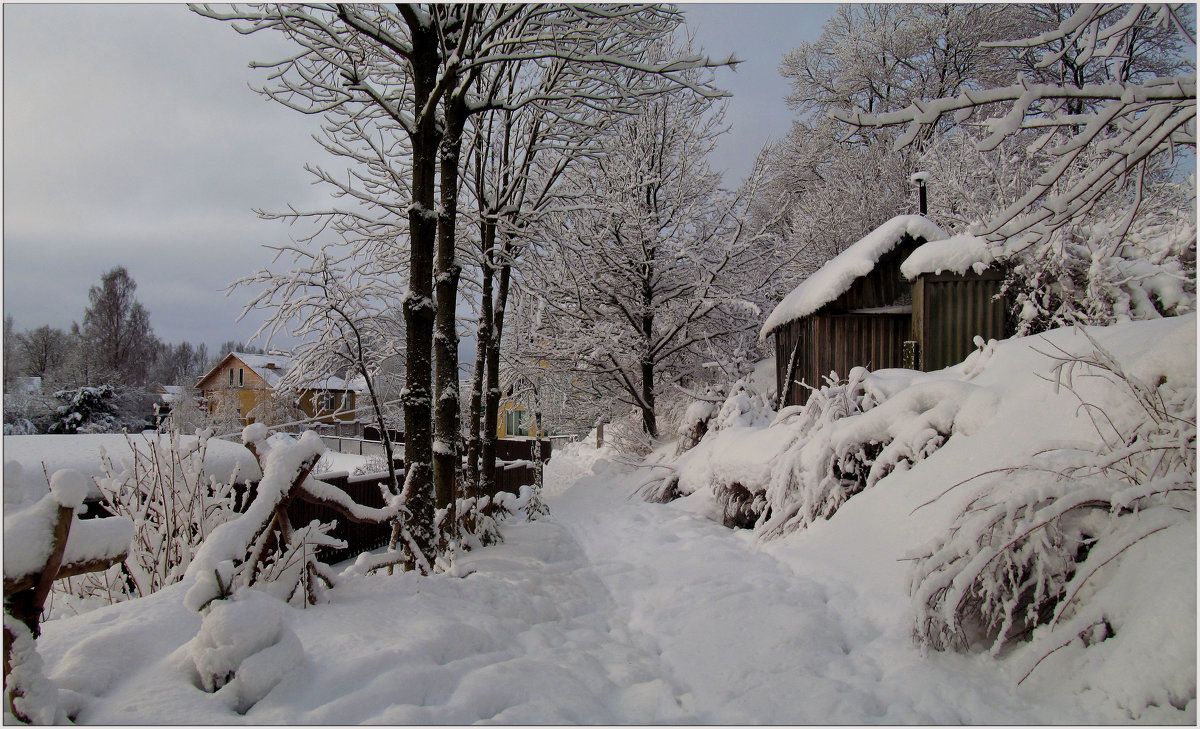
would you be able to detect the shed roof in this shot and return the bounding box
[759,215,947,340]
[900,233,995,280]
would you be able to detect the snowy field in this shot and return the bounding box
[10,317,1195,724]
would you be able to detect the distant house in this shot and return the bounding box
[761,216,1011,408]
[195,352,366,427]
[148,383,189,426]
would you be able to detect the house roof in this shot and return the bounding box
[900,233,995,280]
[195,351,366,393]
[759,215,948,340]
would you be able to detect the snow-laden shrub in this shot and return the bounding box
[50,429,243,613]
[909,328,1195,709]
[753,366,983,537]
[183,429,347,611]
[675,399,719,455]
[1004,204,1196,337]
[4,418,37,436]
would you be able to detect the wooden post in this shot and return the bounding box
[596,421,605,448]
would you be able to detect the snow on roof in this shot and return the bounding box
[901,233,995,280]
[759,215,948,340]
[233,352,295,388]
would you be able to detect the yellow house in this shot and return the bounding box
[195,352,363,427]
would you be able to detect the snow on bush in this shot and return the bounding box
[50,429,244,614]
[186,588,305,714]
[908,326,1196,716]
[1003,207,1196,337]
[184,429,345,611]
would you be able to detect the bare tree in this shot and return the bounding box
[79,266,159,386]
[14,326,72,381]
[524,76,780,439]
[830,4,1195,247]
[194,3,734,567]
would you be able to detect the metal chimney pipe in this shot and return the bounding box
[910,171,930,215]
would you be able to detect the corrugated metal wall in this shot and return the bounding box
[915,272,1008,372]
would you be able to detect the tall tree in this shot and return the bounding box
[3,316,17,386]
[524,77,779,439]
[196,3,733,568]
[832,4,1196,333]
[79,266,158,386]
[15,326,73,380]
[760,4,1023,279]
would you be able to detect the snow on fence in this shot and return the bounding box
[318,435,390,459]
[244,437,552,564]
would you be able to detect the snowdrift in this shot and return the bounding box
[654,314,1195,720]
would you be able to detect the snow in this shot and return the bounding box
[16,316,1195,725]
[901,232,995,279]
[49,469,90,510]
[3,434,261,504]
[759,215,949,339]
[4,473,134,583]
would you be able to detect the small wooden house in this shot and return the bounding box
[762,217,1011,408]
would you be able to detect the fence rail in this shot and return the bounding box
[288,437,551,564]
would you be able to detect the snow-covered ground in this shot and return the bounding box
[22,453,1190,721]
[11,318,1195,724]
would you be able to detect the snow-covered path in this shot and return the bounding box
[547,464,1053,724]
[33,443,1127,723]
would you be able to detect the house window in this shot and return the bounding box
[342,392,353,411]
[324,392,338,411]
[238,368,244,388]
[506,409,525,436]
[229,369,234,387]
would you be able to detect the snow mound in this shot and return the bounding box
[188,589,305,714]
[901,233,995,279]
[3,433,261,503]
[760,215,948,339]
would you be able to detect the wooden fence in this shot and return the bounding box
[82,437,552,565]
[279,437,551,563]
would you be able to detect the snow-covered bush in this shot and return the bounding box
[183,428,347,610]
[50,429,242,612]
[675,398,719,455]
[186,586,305,714]
[4,418,37,436]
[909,327,1195,707]
[1003,202,1197,337]
[45,385,150,435]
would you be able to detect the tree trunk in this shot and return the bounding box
[396,21,440,568]
[481,234,513,498]
[433,96,466,517]
[640,248,658,439]
[465,220,496,498]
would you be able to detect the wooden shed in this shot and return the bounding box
[761,215,948,407]
[901,233,1011,372]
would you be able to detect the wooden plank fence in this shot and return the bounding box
[81,438,553,565]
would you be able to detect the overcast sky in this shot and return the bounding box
[3,3,835,353]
